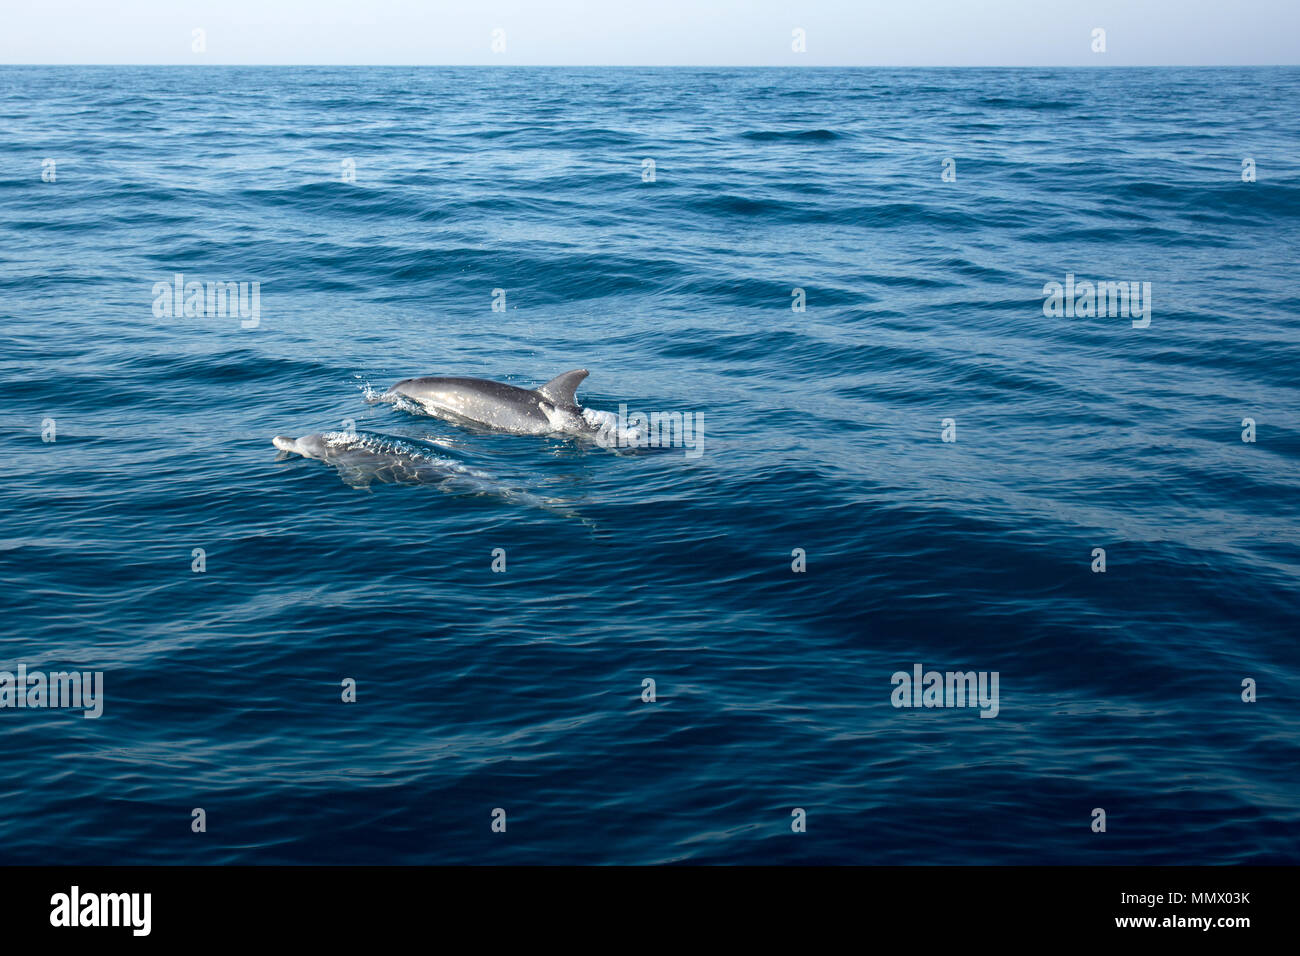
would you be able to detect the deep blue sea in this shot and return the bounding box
[1,66,1298,864]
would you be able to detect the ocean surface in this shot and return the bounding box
[1,66,1297,865]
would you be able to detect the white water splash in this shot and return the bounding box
[581,407,648,448]
[363,383,426,417]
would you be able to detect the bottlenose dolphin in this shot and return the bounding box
[272,431,483,489]
[271,430,563,512]
[382,369,595,436]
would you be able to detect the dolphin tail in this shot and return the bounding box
[536,369,589,407]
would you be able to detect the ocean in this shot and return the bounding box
[1,65,1297,864]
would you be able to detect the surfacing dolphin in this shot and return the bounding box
[382,369,596,436]
[271,431,566,514]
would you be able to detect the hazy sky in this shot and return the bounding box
[3,0,1298,66]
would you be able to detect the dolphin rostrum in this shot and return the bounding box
[382,369,595,436]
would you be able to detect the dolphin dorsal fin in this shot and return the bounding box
[536,369,588,407]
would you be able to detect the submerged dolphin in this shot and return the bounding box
[382,369,595,436]
[272,431,484,489]
[271,430,564,513]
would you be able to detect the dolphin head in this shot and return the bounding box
[272,434,330,460]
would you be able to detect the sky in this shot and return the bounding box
[2,0,1298,66]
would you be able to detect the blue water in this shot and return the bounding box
[2,66,1298,864]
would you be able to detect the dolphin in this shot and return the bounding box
[271,430,564,513]
[272,431,485,489]
[382,369,595,436]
